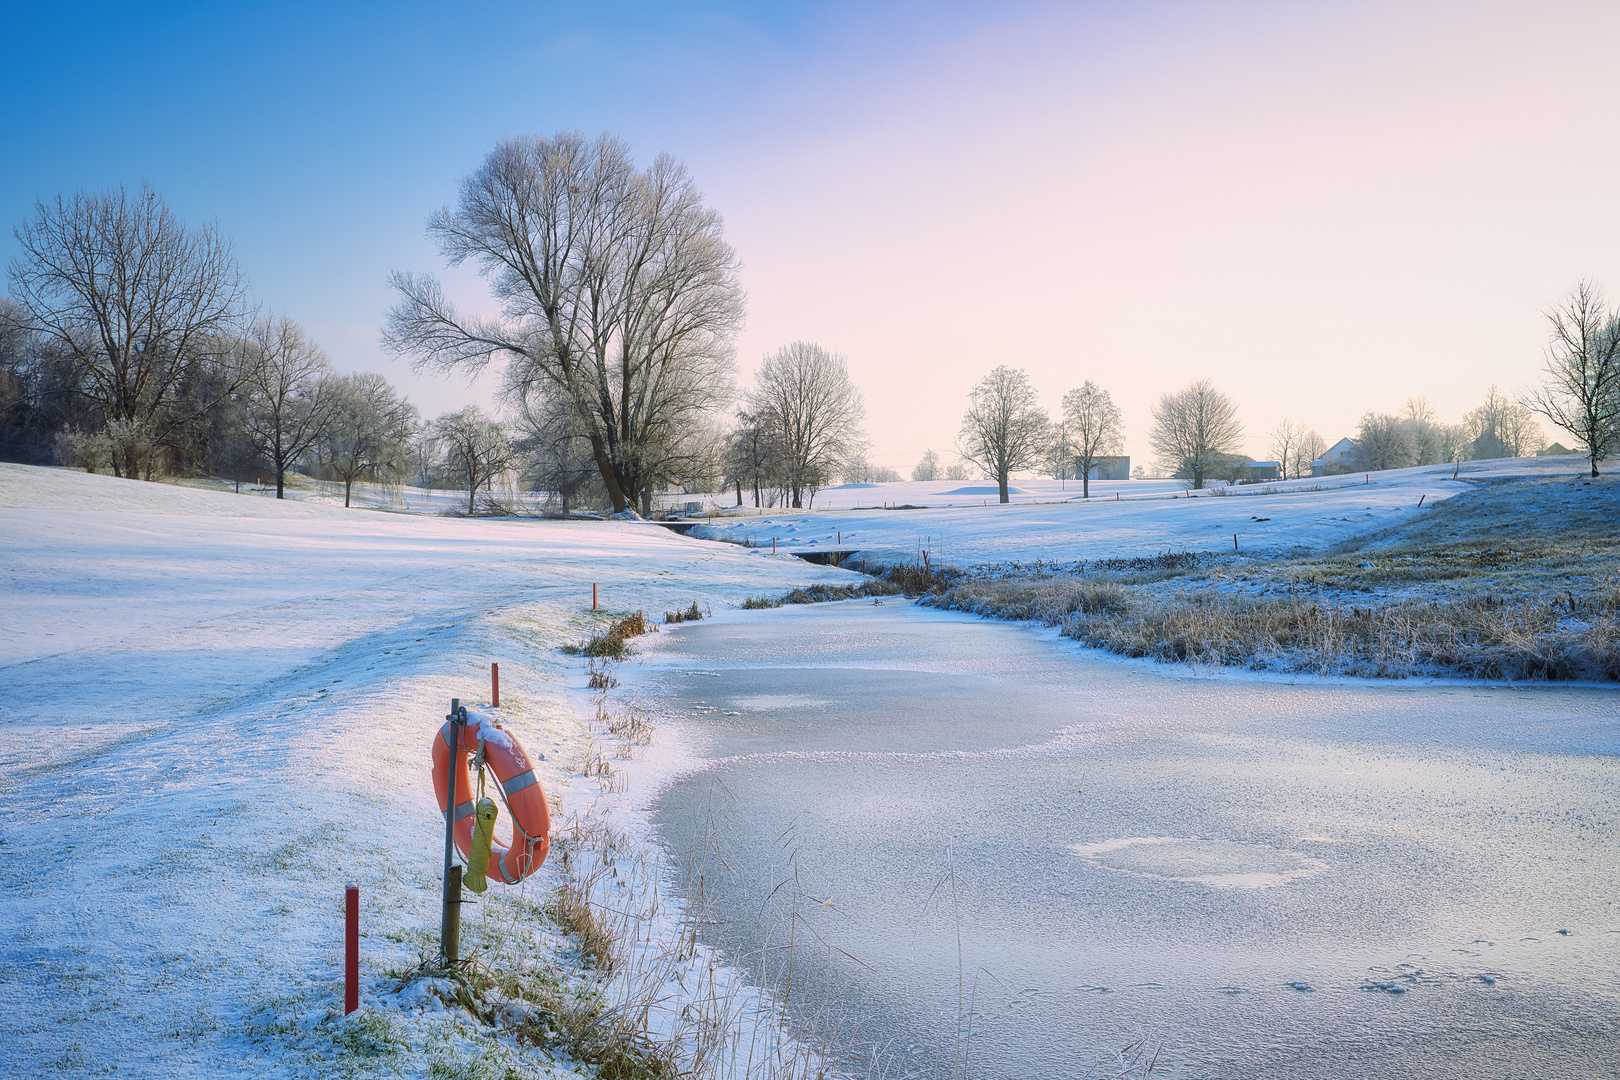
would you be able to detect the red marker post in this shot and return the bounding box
[593,583,598,611]
[491,663,500,708]
[345,884,359,1014]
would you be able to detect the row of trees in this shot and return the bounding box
[0,185,424,501]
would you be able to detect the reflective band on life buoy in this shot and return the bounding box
[431,706,551,885]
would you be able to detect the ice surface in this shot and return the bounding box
[634,599,1620,1079]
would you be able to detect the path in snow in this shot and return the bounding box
[0,463,847,1078]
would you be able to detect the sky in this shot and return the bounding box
[4,0,1619,472]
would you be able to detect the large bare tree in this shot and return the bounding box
[1524,281,1620,477]
[240,315,335,498]
[748,342,866,508]
[1061,380,1123,498]
[958,366,1051,503]
[383,132,743,516]
[5,184,248,478]
[1148,379,1244,489]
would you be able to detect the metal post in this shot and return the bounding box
[345,884,359,1013]
[441,698,463,964]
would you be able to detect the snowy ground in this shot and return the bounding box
[687,457,1605,566]
[0,463,849,1078]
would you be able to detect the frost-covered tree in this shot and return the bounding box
[749,342,866,509]
[1353,412,1414,472]
[1148,380,1243,489]
[1465,385,1544,459]
[1524,281,1620,477]
[240,315,336,499]
[385,132,743,514]
[944,461,971,481]
[5,184,250,478]
[959,366,1050,503]
[431,405,513,515]
[320,372,418,507]
[1061,380,1123,498]
[912,448,941,482]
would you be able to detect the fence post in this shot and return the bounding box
[345,884,359,1013]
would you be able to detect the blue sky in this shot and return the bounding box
[6,1,1620,467]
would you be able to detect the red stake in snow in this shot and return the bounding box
[592,583,598,611]
[491,663,500,708]
[345,884,359,1014]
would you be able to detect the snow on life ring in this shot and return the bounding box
[432,706,551,885]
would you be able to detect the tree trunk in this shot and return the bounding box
[1081,460,1090,500]
[276,466,285,499]
[736,479,743,506]
[344,478,353,508]
[998,472,1009,504]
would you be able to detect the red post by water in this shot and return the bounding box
[491,663,500,708]
[772,537,776,553]
[345,884,359,1014]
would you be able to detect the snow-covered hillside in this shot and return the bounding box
[688,457,1600,566]
[0,463,848,1078]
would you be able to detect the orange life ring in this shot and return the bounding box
[432,707,551,885]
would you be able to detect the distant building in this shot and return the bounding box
[1538,442,1579,456]
[1310,437,1357,476]
[1240,461,1280,482]
[1088,455,1131,480]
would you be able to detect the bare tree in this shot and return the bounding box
[1268,418,1307,480]
[240,315,335,498]
[384,132,742,516]
[958,366,1050,503]
[912,448,941,482]
[1291,429,1326,480]
[723,407,780,508]
[1148,380,1244,489]
[1524,282,1620,477]
[1465,384,1544,459]
[749,342,866,508]
[944,461,971,481]
[5,184,250,478]
[320,372,419,507]
[431,405,514,515]
[1061,380,1123,498]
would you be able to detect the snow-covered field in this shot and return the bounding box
[689,457,1602,566]
[0,463,849,1078]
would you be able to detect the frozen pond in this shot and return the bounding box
[634,600,1620,1079]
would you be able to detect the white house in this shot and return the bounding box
[1310,437,1357,476]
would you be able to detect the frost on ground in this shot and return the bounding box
[0,463,850,1078]
[921,470,1620,680]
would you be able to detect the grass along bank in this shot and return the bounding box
[922,475,1620,681]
